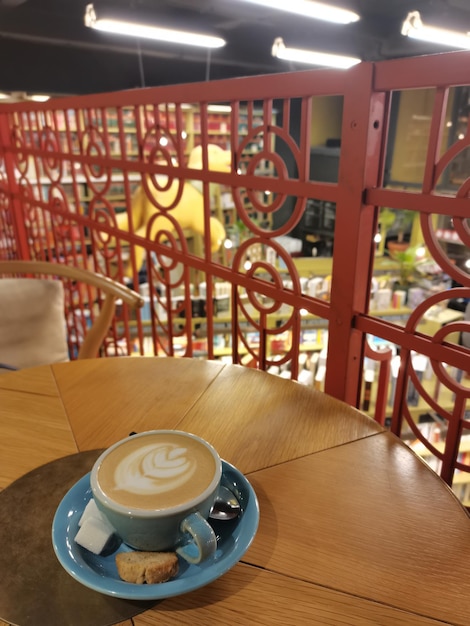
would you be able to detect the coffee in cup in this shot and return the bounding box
[90,430,222,563]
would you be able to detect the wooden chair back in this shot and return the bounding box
[0,260,144,366]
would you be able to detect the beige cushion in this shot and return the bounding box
[0,278,69,369]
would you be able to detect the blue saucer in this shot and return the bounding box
[51,460,259,600]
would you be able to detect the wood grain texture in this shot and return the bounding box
[51,357,225,450]
[0,387,77,488]
[133,563,451,626]
[175,363,383,473]
[1,358,468,625]
[246,431,470,625]
[0,365,59,396]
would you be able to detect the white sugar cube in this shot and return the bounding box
[75,516,115,555]
[78,498,102,527]
[75,498,116,554]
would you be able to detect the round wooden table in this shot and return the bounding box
[1,357,469,626]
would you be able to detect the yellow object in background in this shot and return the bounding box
[107,144,230,276]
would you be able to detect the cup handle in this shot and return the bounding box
[176,512,217,564]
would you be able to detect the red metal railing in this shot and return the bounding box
[0,51,469,496]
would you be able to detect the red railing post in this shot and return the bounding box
[0,112,31,260]
[326,63,387,407]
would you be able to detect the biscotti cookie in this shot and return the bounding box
[115,551,179,584]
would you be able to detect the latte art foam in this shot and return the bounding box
[96,431,218,510]
[113,443,196,496]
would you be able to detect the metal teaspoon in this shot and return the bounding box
[209,485,241,520]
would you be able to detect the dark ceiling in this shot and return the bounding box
[1,0,470,96]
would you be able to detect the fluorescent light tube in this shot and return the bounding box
[272,38,360,69]
[237,0,359,24]
[30,94,50,102]
[402,11,470,49]
[207,104,232,112]
[85,4,226,48]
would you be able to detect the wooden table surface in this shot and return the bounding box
[1,356,470,625]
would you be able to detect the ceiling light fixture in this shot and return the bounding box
[402,11,470,49]
[237,0,359,24]
[0,92,51,102]
[29,94,50,102]
[207,104,232,113]
[84,4,226,48]
[272,38,361,69]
